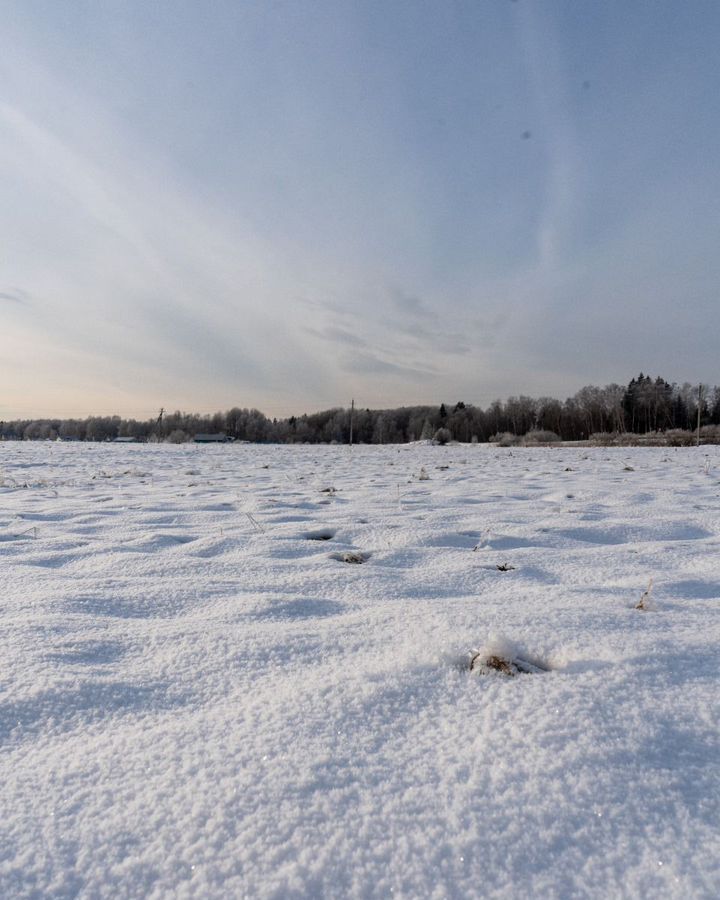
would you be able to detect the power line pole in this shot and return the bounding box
[349,398,354,446]
[697,385,703,447]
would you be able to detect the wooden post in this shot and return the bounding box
[697,385,702,446]
[349,398,354,446]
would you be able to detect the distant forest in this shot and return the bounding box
[3,375,720,445]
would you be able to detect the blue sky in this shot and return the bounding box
[2,0,719,418]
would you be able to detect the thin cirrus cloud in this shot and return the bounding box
[0,289,30,305]
[0,91,329,413]
[2,1,720,418]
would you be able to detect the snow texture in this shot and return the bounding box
[1,442,719,898]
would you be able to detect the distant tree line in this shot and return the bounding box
[3,374,720,444]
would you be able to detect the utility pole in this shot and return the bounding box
[154,407,165,442]
[697,385,703,447]
[349,398,354,446]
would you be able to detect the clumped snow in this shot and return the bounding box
[1,442,719,898]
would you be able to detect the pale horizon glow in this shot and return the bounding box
[2,1,720,420]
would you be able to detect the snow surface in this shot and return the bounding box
[1,442,719,899]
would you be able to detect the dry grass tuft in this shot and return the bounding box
[333,551,367,564]
[635,578,654,610]
[483,654,518,675]
[469,647,551,677]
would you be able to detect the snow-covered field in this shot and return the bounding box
[1,442,719,899]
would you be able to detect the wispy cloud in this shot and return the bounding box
[0,81,333,411]
[389,287,435,319]
[304,325,368,348]
[341,350,437,379]
[0,288,30,305]
[513,3,583,273]
[2,2,719,415]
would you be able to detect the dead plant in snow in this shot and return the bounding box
[635,578,654,610]
[469,635,550,676]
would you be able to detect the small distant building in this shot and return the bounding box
[194,433,228,443]
[113,436,138,443]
